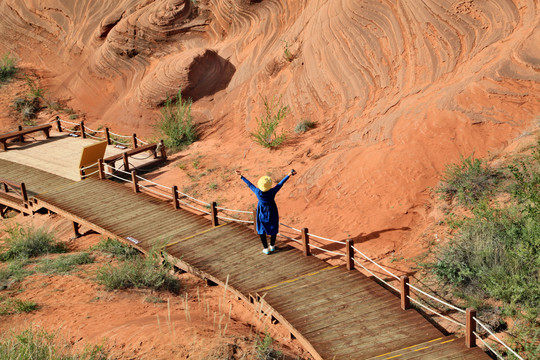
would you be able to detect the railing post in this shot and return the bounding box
[79,121,86,138]
[400,275,410,310]
[211,202,219,227]
[132,133,138,148]
[18,125,23,142]
[105,127,111,145]
[72,221,81,238]
[123,152,129,172]
[253,209,258,234]
[172,185,179,209]
[159,139,167,160]
[98,158,105,180]
[346,239,354,270]
[56,116,62,132]
[20,183,28,204]
[301,228,311,256]
[131,170,139,193]
[466,308,477,348]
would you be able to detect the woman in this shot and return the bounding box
[236,169,296,254]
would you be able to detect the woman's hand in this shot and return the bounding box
[235,170,242,177]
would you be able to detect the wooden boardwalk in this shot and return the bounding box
[0,159,490,359]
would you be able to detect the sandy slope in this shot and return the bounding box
[0,0,539,269]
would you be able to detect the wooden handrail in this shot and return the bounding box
[0,179,28,203]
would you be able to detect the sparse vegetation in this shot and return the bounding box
[0,296,38,315]
[294,119,316,134]
[427,139,540,359]
[92,238,139,259]
[156,90,197,151]
[96,250,180,293]
[255,332,282,360]
[436,154,501,206]
[250,96,289,149]
[282,40,293,62]
[0,224,65,261]
[37,252,94,274]
[0,259,33,285]
[0,52,17,83]
[0,327,110,359]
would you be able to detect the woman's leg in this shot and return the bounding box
[259,234,268,248]
[270,235,277,247]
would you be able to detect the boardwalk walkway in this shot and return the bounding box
[0,158,489,359]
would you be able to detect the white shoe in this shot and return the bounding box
[262,248,270,255]
[269,245,275,252]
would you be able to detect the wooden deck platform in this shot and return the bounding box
[0,159,490,359]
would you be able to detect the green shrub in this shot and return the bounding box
[294,119,316,134]
[92,238,139,259]
[0,327,109,360]
[37,253,94,274]
[255,332,282,360]
[251,96,289,148]
[436,154,500,206]
[156,90,197,150]
[0,53,17,82]
[96,251,179,293]
[0,296,38,315]
[0,225,65,261]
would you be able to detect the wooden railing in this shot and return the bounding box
[0,178,29,217]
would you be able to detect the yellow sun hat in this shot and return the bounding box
[257,176,272,192]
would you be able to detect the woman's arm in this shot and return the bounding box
[236,170,259,194]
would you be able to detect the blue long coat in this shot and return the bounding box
[241,175,290,235]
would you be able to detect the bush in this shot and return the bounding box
[96,251,179,293]
[37,253,94,274]
[0,327,109,360]
[0,296,38,315]
[436,154,500,206]
[0,225,65,261]
[92,238,139,259]
[0,53,17,82]
[294,119,316,134]
[433,205,540,309]
[156,90,197,150]
[255,332,282,360]
[250,96,289,149]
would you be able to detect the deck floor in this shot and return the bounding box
[0,159,489,360]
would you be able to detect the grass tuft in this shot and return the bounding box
[37,253,94,274]
[0,296,38,315]
[0,52,17,83]
[0,224,65,261]
[96,250,180,293]
[250,96,289,149]
[156,90,197,151]
[0,327,109,359]
[294,119,316,134]
[92,238,139,259]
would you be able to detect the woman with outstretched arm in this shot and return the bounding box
[235,169,296,254]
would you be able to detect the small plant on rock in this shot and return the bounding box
[0,52,17,83]
[156,90,197,151]
[294,119,316,134]
[251,96,289,149]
